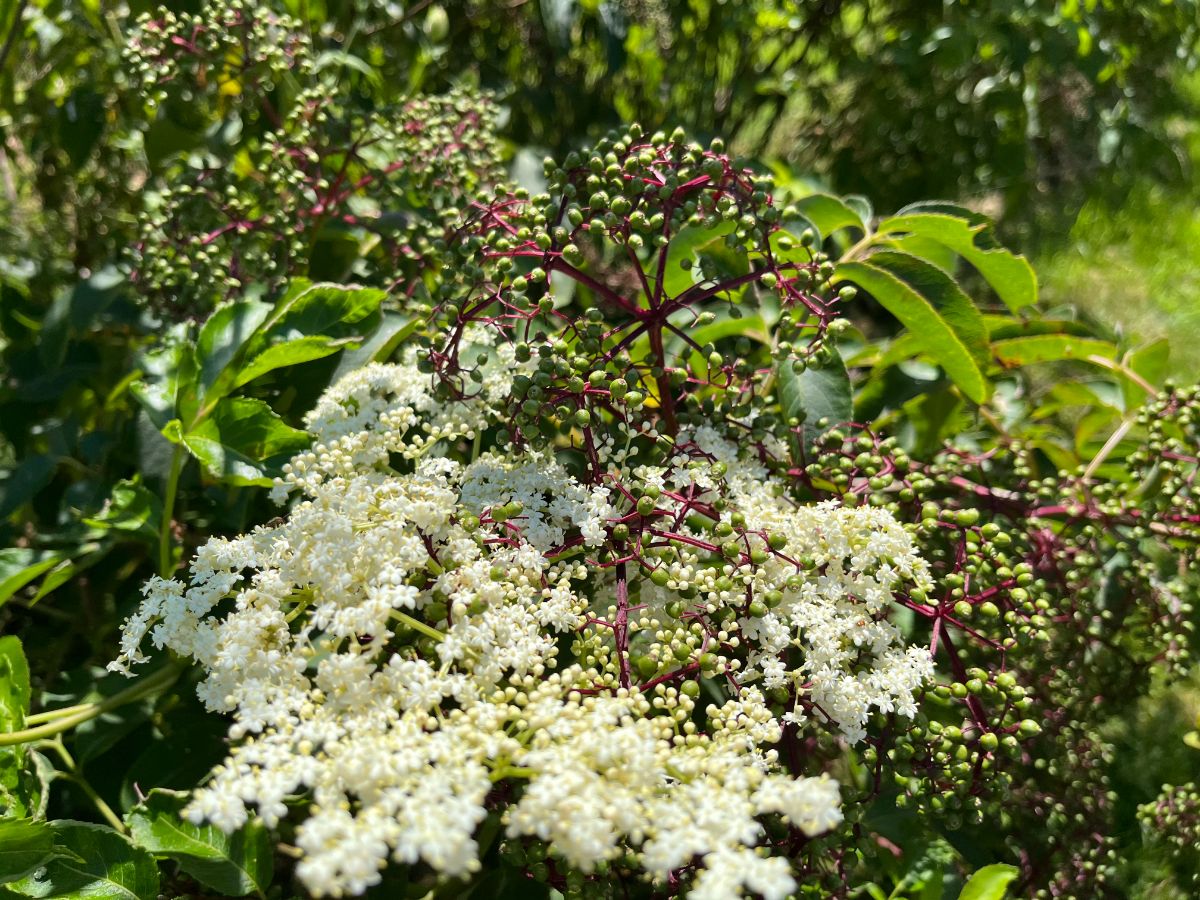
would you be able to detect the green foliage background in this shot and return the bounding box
[0,1,1198,898]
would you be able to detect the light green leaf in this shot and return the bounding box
[126,790,272,898]
[991,335,1118,368]
[1122,338,1170,408]
[835,252,991,403]
[877,206,1037,312]
[184,398,311,487]
[794,193,865,240]
[0,820,54,884]
[958,863,1019,900]
[4,822,159,899]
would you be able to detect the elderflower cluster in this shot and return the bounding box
[111,333,935,897]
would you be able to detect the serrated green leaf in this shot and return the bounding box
[3,822,159,899]
[877,206,1037,312]
[0,821,54,884]
[126,790,271,898]
[794,193,865,240]
[184,398,310,486]
[958,863,1019,900]
[991,335,1118,368]
[836,252,990,403]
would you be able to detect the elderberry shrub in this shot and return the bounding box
[108,125,1199,899]
[123,0,503,317]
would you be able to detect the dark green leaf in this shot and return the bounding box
[0,821,55,885]
[0,455,58,520]
[661,222,736,299]
[3,822,159,899]
[333,312,422,380]
[126,790,272,897]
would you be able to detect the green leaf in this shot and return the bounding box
[0,821,54,884]
[232,335,356,390]
[333,312,422,380]
[83,479,162,541]
[258,283,385,344]
[661,222,736,298]
[183,398,310,486]
[3,822,159,899]
[877,206,1037,312]
[958,863,1019,900]
[794,193,865,240]
[126,790,272,898]
[0,455,58,520]
[0,636,31,730]
[991,335,1118,368]
[195,300,272,403]
[777,353,852,445]
[1122,338,1170,408]
[0,551,65,610]
[835,252,991,403]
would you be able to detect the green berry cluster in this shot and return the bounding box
[124,1,502,316]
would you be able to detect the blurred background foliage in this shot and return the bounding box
[0,1,1198,897]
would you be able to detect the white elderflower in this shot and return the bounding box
[110,346,937,898]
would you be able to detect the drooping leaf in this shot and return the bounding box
[0,820,55,884]
[835,252,991,403]
[3,822,159,899]
[877,205,1037,312]
[126,790,272,898]
[957,863,1019,900]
